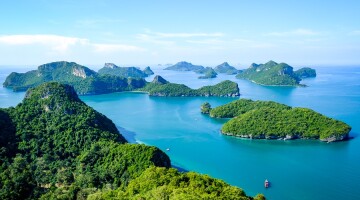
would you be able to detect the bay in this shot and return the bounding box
[1,66,359,200]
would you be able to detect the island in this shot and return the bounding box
[236,60,316,86]
[143,66,155,76]
[139,75,239,97]
[214,62,239,75]
[3,61,239,97]
[164,61,205,72]
[164,61,218,79]
[3,61,147,95]
[203,99,351,142]
[98,63,154,78]
[197,67,218,79]
[0,83,263,199]
[294,67,317,78]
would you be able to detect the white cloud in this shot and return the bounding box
[136,34,175,45]
[266,29,320,37]
[154,32,224,38]
[185,39,224,45]
[0,35,88,53]
[0,34,145,54]
[93,43,145,53]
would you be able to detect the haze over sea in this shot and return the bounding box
[1,66,359,200]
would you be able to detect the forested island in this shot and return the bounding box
[214,62,239,75]
[98,63,154,78]
[236,61,316,86]
[3,61,147,95]
[164,61,218,79]
[3,61,239,97]
[139,75,239,97]
[0,82,263,199]
[202,99,351,142]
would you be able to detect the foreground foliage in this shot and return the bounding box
[0,83,261,199]
[87,167,264,200]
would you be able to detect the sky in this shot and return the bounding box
[0,0,359,68]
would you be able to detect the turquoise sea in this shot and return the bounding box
[1,66,359,200]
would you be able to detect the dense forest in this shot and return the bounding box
[236,61,316,86]
[3,61,147,95]
[204,99,351,142]
[140,77,240,97]
[98,63,153,78]
[0,82,262,199]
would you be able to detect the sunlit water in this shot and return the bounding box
[1,66,359,200]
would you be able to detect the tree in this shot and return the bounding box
[201,102,212,114]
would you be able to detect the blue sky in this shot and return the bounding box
[0,0,359,67]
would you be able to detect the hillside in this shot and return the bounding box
[205,99,351,142]
[98,63,153,78]
[197,67,218,79]
[139,76,240,97]
[164,61,205,72]
[236,61,316,86]
[214,62,239,74]
[0,83,260,199]
[3,61,147,95]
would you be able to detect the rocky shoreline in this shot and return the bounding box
[222,132,349,142]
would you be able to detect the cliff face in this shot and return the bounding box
[3,61,148,95]
[98,63,151,78]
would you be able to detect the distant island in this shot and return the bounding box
[197,67,218,79]
[164,61,217,79]
[202,99,351,142]
[98,63,154,78]
[164,61,205,72]
[214,62,239,75]
[139,75,239,97]
[3,61,239,97]
[0,82,263,199]
[3,61,147,95]
[236,61,316,86]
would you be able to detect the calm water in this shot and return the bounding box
[1,66,359,200]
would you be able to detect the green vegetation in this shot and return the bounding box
[205,99,351,142]
[143,66,154,76]
[0,83,261,199]
[236,61,316,86]
[294,67,317,78]
[201,102,212,114]
[87,167,262,200]
[214,62,239,75]
[210,99,290,118]
[140,76,240,97]
[3,61,146,95]
[98,63,152,78]
[198,67,218,79]
[164,61,205,72]
[3,61,240,97]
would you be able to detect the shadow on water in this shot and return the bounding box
[171,165,188,172]
[117,126,189,173]
[117,126,137,143]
